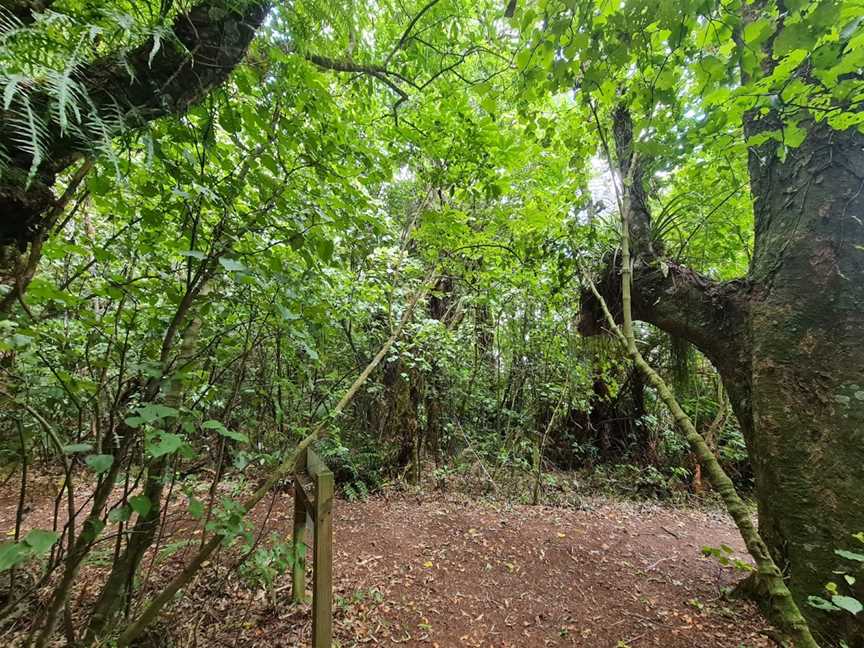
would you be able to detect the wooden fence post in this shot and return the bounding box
[309,450,333,648]
[291,447,333,647]
[291,477,308,604]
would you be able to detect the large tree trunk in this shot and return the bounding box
[580,106,864,645]
[745,118,864,645]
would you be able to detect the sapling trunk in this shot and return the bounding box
[114,273,435,646]
[531,380,568,506]
[84,287,209,644]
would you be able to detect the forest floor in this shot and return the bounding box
[0,476,775,647]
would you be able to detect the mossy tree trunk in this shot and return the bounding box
[744,118,864,645]
[584,112,819,647]
[580,105,864,645]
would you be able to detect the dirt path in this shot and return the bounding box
[324,495,771,648]
[1,487,772,647]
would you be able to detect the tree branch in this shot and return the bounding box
[579,100,753,441]
[0,0,271,248]
[383,0,443,67]
[304,53,410,101]
[48,0,272,170]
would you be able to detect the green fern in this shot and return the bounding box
[0,3,179,185]
[2,73,27,109]
[0,7,23,40]
[6,92,49,184]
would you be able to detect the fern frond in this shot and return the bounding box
[7,92,49,185]
[47,70,87,134]
[2,73,28,110]
[45,35,89,134]
[82,100,122,177]
[0,7,23,37]
[0,142,10,177]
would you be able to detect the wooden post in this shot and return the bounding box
[309,450,333,648]
[291,447,333,647]
[291,477,308,604]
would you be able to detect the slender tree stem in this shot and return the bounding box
[581,164,819,647]
[115,271,436,646]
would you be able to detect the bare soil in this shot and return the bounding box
[0,478,774,647]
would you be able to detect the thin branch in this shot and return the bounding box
[384,0,443,67]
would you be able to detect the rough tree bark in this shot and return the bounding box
[582,151,818,645]
[580,102,864,644]
[745,116,864,645]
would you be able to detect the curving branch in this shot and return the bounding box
[579,104,753,440]
[383,0,442,67]
[579,257,750,381]
[0,0,272,248]
[304,53,411,101]
[49,0,272,170]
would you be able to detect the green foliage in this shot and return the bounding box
[809,533,864,616]
[11,0,861,641]
[238,533,296,597]
[701,544,755,573]
[84,454,113,473]
[0,529,60,572]
[0,2,171,179]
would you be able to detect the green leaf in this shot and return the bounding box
[22,529,59,554]
[179,250,206,260]
[219,257,248,272]
[831,595,863,615]
[125,403,180,429]
[203,420,249,443]
[316,238,334,263]
[220,428,250,443]
[81,517,105,543]
[85,454,114,474]
[87,174,112,196]
[129,495,152,517]
[808,595,840,612]
[277,305,301,321]
[138,404,179,422]
[9,333,32,348]
[773,23,814,57]
[146,431,184,458]
[188,497,205,519]
[62,443,94,454]
[108,505,132,523]
[743,18,775,46]
[0,543,28,572]
[784,122,807,148]
[836,549,864,562]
